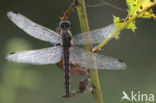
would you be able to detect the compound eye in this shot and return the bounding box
[61,23,65,28]
[59,21,71,28]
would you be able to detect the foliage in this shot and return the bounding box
[93,0,156,52]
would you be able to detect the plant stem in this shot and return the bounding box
[75,0,104,103]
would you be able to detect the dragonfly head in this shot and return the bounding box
[59,21,71,29]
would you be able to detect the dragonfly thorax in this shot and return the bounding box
[60,21,72,47]
[61,29,72,48]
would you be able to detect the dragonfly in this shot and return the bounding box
[6,11,127,97]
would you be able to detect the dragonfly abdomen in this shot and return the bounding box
[64,48,70,96]
[62,28,73,97]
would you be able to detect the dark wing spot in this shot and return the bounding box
[10,52,16,55]
[151,0,154,2]
[12,11,18,14]
[118,59,124,63]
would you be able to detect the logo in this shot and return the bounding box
[121,91,155,102]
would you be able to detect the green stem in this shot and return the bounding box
[75,0,104,103]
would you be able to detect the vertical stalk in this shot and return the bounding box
[75,0,104,103]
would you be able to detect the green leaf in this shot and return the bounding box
[113,0,156,38]
[94,0,156,53]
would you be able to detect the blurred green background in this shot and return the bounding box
[0,0,156,103]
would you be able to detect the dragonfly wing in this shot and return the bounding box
[70,46,127,70]
[72,24,114,45]
[7,11,62,44]
[6,46,63,65]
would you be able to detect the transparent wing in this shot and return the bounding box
[72,24,114,45]
[70,46,127,70]
[6,46,63,65]
[7,11,62,44]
